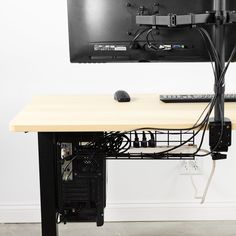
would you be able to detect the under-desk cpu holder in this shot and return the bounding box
[56,133,106,226]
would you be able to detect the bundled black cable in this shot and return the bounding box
[81,132,132,156]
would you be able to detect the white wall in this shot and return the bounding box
[1,0,236,223]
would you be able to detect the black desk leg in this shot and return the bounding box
[38,133,58,236]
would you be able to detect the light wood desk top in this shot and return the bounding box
[10,94,236,132]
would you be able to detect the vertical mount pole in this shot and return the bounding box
[213,0,226,122]
[209,0,232,157]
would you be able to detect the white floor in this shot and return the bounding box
[1,221,236,236]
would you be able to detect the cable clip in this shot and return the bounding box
[169,14,177,27]
[215,10,227,25]
[139,6,145,15]
[190,13,196,27]
[214,84,225,94]
[228,11,236,23]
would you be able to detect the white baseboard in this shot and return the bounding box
[105,203,236,221]
[1,203,236,223]
[0,205,40,223]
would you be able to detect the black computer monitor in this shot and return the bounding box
[67,0,236,63]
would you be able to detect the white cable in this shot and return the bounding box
[201,160,216,204]
[190,160,216,203]
[190,175,203,199]
[198,149,210,154]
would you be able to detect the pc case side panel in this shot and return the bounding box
[56,132,106,226]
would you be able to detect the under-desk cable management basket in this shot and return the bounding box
[101,130,197,160]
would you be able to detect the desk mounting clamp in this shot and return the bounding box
[209,118,232,160]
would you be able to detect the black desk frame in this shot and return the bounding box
[38,132,107,236]
[38,133,58,236]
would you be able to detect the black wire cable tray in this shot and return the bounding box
[105,130,197,160]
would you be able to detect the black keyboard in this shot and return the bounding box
[160,94,236,103]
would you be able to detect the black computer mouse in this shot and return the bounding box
[114,90,131,102]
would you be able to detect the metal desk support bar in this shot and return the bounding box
[213,0,226,122]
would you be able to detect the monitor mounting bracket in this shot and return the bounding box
[136,11,236,27]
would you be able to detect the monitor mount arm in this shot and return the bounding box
[136,1,235,159]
